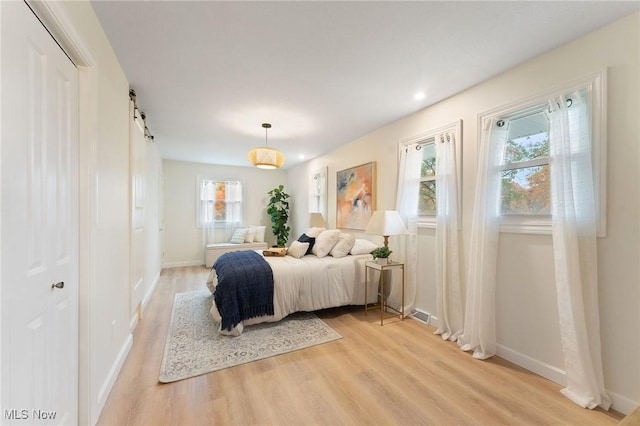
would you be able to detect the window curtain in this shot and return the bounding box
[458,118,508,359]
[391,143,422,311]
[200,180,243,245]
[434,132,463,341]
[309,167,328,220]
[548,93,611,409]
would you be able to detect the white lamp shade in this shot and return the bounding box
[309,212,327,228]
[365,210,408,236]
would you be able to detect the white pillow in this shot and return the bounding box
[312,229,341,258]
[350,238,378,255]
[287,241,309,259]
[229,228,248,244]
[244,228,256,243]
[306,227,326,238]
[330,233,356,258]
[251,225,266,243]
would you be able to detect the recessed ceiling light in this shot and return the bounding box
[414,92,426,101]
[299,154,306,160]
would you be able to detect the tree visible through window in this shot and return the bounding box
[419,141,437,215]
[500,110,551,215]
[479,74,605,234]
[200,179,242,225]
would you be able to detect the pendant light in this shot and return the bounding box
[248,123,285,169]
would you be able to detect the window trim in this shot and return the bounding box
[398,120,462,229]
[477,69,607,236]
[502,157,548,171]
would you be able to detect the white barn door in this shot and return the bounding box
[1,2,79,424]
[130,101,146,319]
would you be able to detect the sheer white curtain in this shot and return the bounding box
[458,118,508,359]
[434,132,463,341]
[309,167,328,220]
[200,179,243,245]
[393,143,422,311]
[549,93,611,409]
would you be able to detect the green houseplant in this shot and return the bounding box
[267,185,291,247]
[371,246,392,264]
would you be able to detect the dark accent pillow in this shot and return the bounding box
[297,233,316,255]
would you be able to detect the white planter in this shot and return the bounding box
[376,258,388,265]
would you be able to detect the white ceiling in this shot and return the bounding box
[91,1,639,169]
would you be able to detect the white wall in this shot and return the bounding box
[287,13,639,413]
[163,160,287,267]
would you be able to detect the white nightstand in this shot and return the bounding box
[364,260,405,325]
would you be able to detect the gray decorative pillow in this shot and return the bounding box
[229,228,248,244]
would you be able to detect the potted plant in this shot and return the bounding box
[267,185,291,247]
[371,246,392,265]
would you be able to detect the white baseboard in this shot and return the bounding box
[496,344,638,414]
[141,271,161,311]
[129,271,161,333]
[496,344,567,386]
[96,333,133,418]
[428,314,439,328]
[607,390,639,416]
[128,313,139,333]
[163,260,203,268]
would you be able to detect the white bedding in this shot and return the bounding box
[206,252,377,335]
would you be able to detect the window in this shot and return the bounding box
[309,167,328,219]
[399,120,461,227]
[198,178,242,227]
[500,108,550,215]
[479,70,606,235]
[418,141,437,215]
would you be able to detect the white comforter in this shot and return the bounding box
[206,252,376,335]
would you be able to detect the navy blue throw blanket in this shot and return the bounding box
[213,250,274,331]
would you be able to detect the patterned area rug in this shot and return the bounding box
[159,289,342,383]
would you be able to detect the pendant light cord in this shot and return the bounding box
[262,122,272,148]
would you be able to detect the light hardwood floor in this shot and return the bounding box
[97,266,623,426]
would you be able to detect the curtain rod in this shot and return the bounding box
[415,134,450,150]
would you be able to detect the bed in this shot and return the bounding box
[205,248,378,335]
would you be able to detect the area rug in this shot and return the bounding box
[159,289,342,383]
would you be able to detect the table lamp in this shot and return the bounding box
[364,210,408,248]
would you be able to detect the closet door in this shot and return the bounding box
[130,101,146,318]
[1,2,79,424]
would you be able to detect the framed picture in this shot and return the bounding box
[336,161,376,230]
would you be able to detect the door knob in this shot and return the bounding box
[51,281,64,289]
